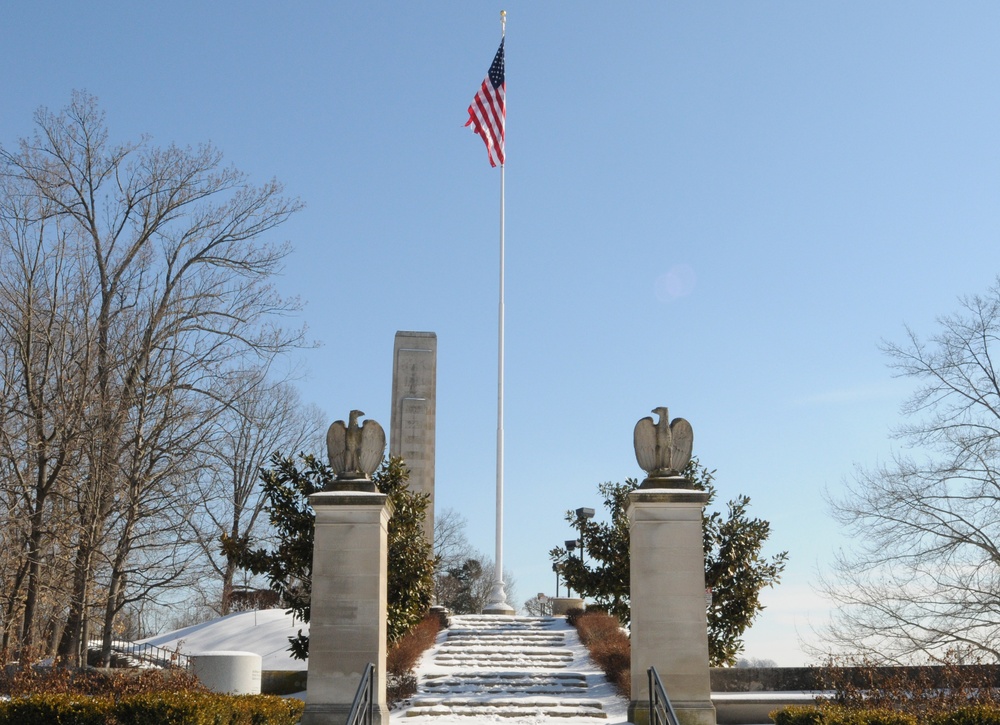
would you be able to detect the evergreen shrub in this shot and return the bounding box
[927,706,1000,725]
[565,607,585,627]
[770,704,1000,725]
[0,694,113,725]
[771,705,828,725]
[0,692,304,725]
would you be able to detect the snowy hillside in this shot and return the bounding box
[139,609,309,671]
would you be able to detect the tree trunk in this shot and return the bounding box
[100,515,135,667]
[3,557,29,652]
[19,511,46,658]
[58,532,97,667]
[100,568,123,667]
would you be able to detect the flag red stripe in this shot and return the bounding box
[474,91,504,159]
[466,40,506,167]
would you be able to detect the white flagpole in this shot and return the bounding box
[485,10,513,615]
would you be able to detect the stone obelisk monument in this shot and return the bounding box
[389,331,437,544]
[627,406,716,725]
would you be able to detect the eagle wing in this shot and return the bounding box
[633,416,658,474]
[326,420,348,475]
[669,417,694,473]
[359,419,387,476]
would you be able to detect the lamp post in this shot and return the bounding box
[552,561,562,598]
[564,540,578,598]
[575,507,595,566]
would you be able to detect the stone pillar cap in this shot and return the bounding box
[638,473,696,490]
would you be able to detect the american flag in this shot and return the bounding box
[465,38,505,167]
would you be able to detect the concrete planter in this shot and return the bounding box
[550,597,585,615]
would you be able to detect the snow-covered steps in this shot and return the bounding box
[433,616,575,670]
[395,614,629,723]
[434,648,575,669]
[404,697,607,719]
[421,672,589,696]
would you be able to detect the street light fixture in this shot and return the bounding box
[558,543,578,597]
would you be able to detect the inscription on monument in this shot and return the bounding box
[390,332,437,544]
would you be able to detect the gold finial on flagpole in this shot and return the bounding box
[501,10,506,36]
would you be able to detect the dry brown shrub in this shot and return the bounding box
[570,610,631,697]
[387,613,440,677]
[590,636,632,698]
[574,610,623,647]
[386,612,441,707]
[817,652,1000,719]
[0,662,205,697]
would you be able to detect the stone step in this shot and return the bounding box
[448,629,566,642]
[441,641,567,651]
[447,617,557,631]
[444,637,566,648]
[404,697,607,719]
[434,650,575,668]
[421,671,588,695]
[437,641,571,651]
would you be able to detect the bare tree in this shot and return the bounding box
[0,92,304,664]
[0,190,90,656]
[522,594,553,617]
[93,346,214,665]
[433,508,481,611]
[824,278,1000,663]
[191,371,324,615]
[433,508,516,613]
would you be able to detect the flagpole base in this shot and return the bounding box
[482,580,516,616]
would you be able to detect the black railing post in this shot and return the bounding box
[648,666,681,725]
[346,662,375,725]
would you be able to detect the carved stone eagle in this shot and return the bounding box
[633,406,693,484]
[326,410,386,482]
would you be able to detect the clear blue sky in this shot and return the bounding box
[5,2,1000,665]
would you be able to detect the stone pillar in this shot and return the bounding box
[390,331,437,545]
[627,486,716,725]
[301,491,393,725]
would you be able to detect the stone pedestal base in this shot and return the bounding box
[302,491,392,725]
[482,580,516,615]
[301,702,391,725]
[629,698,717,725]
[481,601,516,616]
[627,488,716,725]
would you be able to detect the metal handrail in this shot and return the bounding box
[93,641,190,670]
[649,666,681,725]
[347,662,376,725]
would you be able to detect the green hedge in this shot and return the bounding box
[771,706,917,725]
[773,705,1000,725]
[0,694,114,725]
[0,692,304,725]
[927,707,1000,725]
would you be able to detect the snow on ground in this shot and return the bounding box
[139,608,309,672]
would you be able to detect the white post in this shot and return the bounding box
[484,10,514,616]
